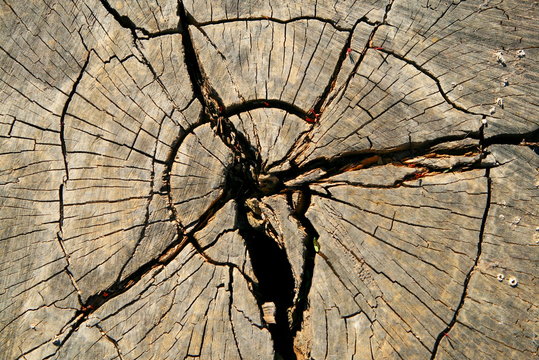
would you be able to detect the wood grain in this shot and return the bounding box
[1,1,537,359]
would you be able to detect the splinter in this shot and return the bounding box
[262,302,276,324]
[346,47,355,63]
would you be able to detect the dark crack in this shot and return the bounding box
[273,133,487,186]
[429,168,492,358]
[98,0,180,39]
[60,51,91,180]
[55,50,92,308]
[484,128,539,148]
[375,48,484,117]
[311,18,364,117]
[235,199,297,360]
[227,267,246,360]
[177,0,260,170]
[98,0,150,37]
[115,110,169,283]
[56,184,83,305]
[194,15,367,32]
[224,99,308,120]
[287,188,319,336]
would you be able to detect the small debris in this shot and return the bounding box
[262,302,276,324]
[496,97,504,108]
[346,47,355,63]
[481,117,488,126]
[489,106,496,115]
[502,78,509,87]
[451,81,457,87]
[496,51,506,66]
[29,324,37,330]
[53,339,62,346]
[508,277,518,287]
[497,273,505,282]
[516,49,526,58]
[81,304,94,312]
[313,236,320,253]
[246,198,265,230]
[305,109,320,124]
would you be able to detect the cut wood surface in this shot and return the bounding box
[0,1,537,359]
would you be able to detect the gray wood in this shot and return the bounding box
[1,1,537,359]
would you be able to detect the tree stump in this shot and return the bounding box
[1,1,537,359]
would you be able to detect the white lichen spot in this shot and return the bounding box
[508,277,518,287]
[497,273,505,282]
[499,214,505,220]
[496,51,506,66]
[457,85,464,91]
[510,216,521,229]
[489,106,496,115]
[517,49,526,58]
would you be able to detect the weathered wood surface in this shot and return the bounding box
[0,1,537,359]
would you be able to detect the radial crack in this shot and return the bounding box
[56,184,83,305]
[235,199,296,359]
[177,0,260,173]
[287,188,319,336]
[60,51,91,180]
[429,167,492,359]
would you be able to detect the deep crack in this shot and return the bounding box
[287,188,319,336]
[236,199,297,360]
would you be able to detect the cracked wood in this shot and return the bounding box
[1,1,538,360]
